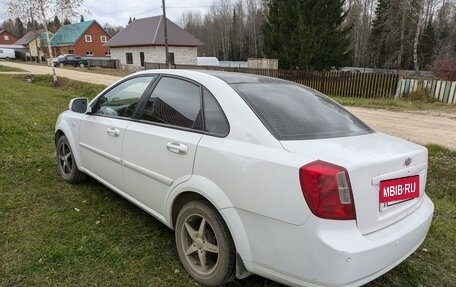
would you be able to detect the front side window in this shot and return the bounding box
[233,83,372,140]
[139,77,202,130]
[126,53,133,64]
[92,76,154,118]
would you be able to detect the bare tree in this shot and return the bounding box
[7,0,83,83]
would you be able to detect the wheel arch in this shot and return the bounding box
[166,175,253,263]
[55,122,84,171]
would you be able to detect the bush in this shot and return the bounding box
[431,56,456,81]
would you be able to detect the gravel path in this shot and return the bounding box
[2,61,455,150]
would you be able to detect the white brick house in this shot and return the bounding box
[105,16,203,69]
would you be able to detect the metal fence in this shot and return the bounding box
[86,58,120,69]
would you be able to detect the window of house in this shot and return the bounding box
[86,51,93,56]
[140,77,202,130]
[168,52,175,65]
[126,53,133,64]
[105,51,111,56]
[4,35,9,41]
[100,35,107,43]
[85,35,92,42]
[68,49,75,54]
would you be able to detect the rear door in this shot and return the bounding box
[79,75,155,190]
[122,76,203,216]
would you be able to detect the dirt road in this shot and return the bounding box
[0,61,119,86]
[2,61,455,150]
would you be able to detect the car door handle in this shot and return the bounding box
[166,142,188,155]
[107,127,120,137]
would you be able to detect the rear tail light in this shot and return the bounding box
[299,160,356,220]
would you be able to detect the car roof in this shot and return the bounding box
[133,69,287,85]
[196,70,284,84]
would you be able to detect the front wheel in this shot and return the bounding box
[175,200,235,286]
[59,62,64,68]
[56,135,86,183]
[79,62,85,68]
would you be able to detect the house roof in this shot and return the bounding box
[105,15,203,48]
[14,29,45,45]
[50,20,95,46]
[0,30,18,37]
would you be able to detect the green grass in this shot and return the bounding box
[332,95,456,112]
[0,74,455,286]
[0,64,26,72]
[64,66,133,77]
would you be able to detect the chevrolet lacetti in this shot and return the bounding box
[55,70,434,287]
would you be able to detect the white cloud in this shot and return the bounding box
[83,0,213,27]
[0,0,213,28]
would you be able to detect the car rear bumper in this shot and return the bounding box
[229,194,433,287]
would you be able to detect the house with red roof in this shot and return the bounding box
[0,30,18,45]
[49,20,111,57]
[105,16,203,68]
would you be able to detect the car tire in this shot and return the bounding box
[59,63,64,68]
[5,57,10,61]
[79,62,85,68]
[56,135,86,183]
[175,200,235,286]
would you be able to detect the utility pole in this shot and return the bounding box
[162,0,170,68]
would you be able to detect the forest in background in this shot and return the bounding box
[2,0,456,75]
[179,0,456,73]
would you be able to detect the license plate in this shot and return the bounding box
[379,175,420,205]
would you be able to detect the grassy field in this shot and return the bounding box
[0,74,455,286]
[0,64,26,72]
[333,95,456,112]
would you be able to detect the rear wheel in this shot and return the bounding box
[175,200,235,286]
[56,135,86,183]
[59,62,64,68]
[79,62,85,68]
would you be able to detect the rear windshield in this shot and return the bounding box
[233,83,373,140]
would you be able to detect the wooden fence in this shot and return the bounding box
[144,62,408,99]
[396,78,456,104]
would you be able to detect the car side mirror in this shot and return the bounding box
[69,98,91,113]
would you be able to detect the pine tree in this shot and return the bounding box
[419,21,437,69]
[370,0,390,68]
[263,0,351,70]
[80,15,85,22]
[63,18,71,25]
[15,17,25,37]
[128,17,132,25]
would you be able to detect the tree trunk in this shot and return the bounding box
[413,6,424,72]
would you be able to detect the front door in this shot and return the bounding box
[79,75,155,190]
[122,76,203,216]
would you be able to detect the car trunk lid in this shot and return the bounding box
[281,132,428,235]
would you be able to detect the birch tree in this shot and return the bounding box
[7,0,83,83]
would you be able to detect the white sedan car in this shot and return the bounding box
[55,70,434,287]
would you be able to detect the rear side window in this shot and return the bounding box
[203,88,229,136]
[140,77,202,130]
[233,83,372,140]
